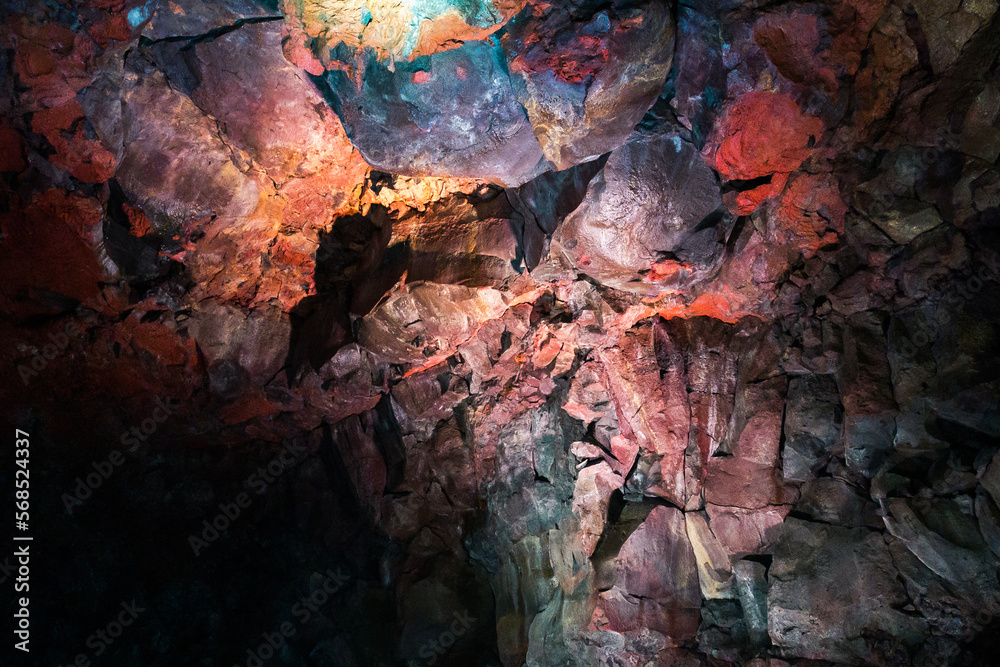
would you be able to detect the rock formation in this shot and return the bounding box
[2,0,999,664]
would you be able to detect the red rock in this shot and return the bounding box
[731,376,787,467]
[774,173,847,258]
[703,457,795,510]
[706,504,792,558]
[754,11,838,92]
[826,0,889,75]
[280,23,325,76]
[19,42,57,76]
[598,506,701,642]
[609,435,639,475]
[0,191,105,317]
[572,461,623,557]
[708,92,822,179]
[31,99,116,183]
[705,91,823,213]
[126,320,193,367]
[599,327,690,506]
[2,0,995,663]
[88,14,132,46]
[562,401,603,424]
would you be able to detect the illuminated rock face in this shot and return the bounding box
[307,0,674,185]
[282,0,524,60]
[552,129,727,295]
[321,39,549,187]
[3,0,1000,666]
[502,0,675,170]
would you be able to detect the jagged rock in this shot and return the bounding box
[599,323,690,505]
[597,505,702,643]
[686,512,734,599]
[507,157,607,268]
[137,0,279,41]
[703,91,823,215]
[705,504,790,559]
[4,0,1000,664]
[280,0,523,61]
[909,0,997,74]
[671,3,726,141]
[186,300,290,383]
[158,21,368,189]
[571,461,623,558]
[795,477,881,527]
[769,518,927,663]
[384,191,523,285]
[782,375,841,482]
[732,560,768,649]
[116,52,261,220]
[358,282,506,365]
[320,39,548,187]
[882,497,1000,597]
[552,131,727,295]
[837,311,897,477]
[0,191,107,318]
[501,0,674,170]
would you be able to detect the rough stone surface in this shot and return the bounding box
[552,131,728,296]
[501,0,674,170]
[321,39,548,187]
[769,519,927,664]
[2,0,1000,664]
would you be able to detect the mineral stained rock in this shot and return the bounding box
[2,0,1000,665]
[281,0,525,61]
[306,0,676,185]
[552,130,728,295]
[320,39,548,187]
[501,0,675,170]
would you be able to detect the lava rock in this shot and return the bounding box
[553,132,726,295]
[501,0,674,170]
[769,518,926,663]
[320,39,548,187]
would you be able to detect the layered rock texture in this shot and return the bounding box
[2,0,1000,665]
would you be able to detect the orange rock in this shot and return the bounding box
[219,391,281,424]
[122,204,152,237]
[686,293,738,323]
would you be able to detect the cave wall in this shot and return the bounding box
[2,0,1000,665]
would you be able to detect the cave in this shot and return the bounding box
[2,0,1000,665]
